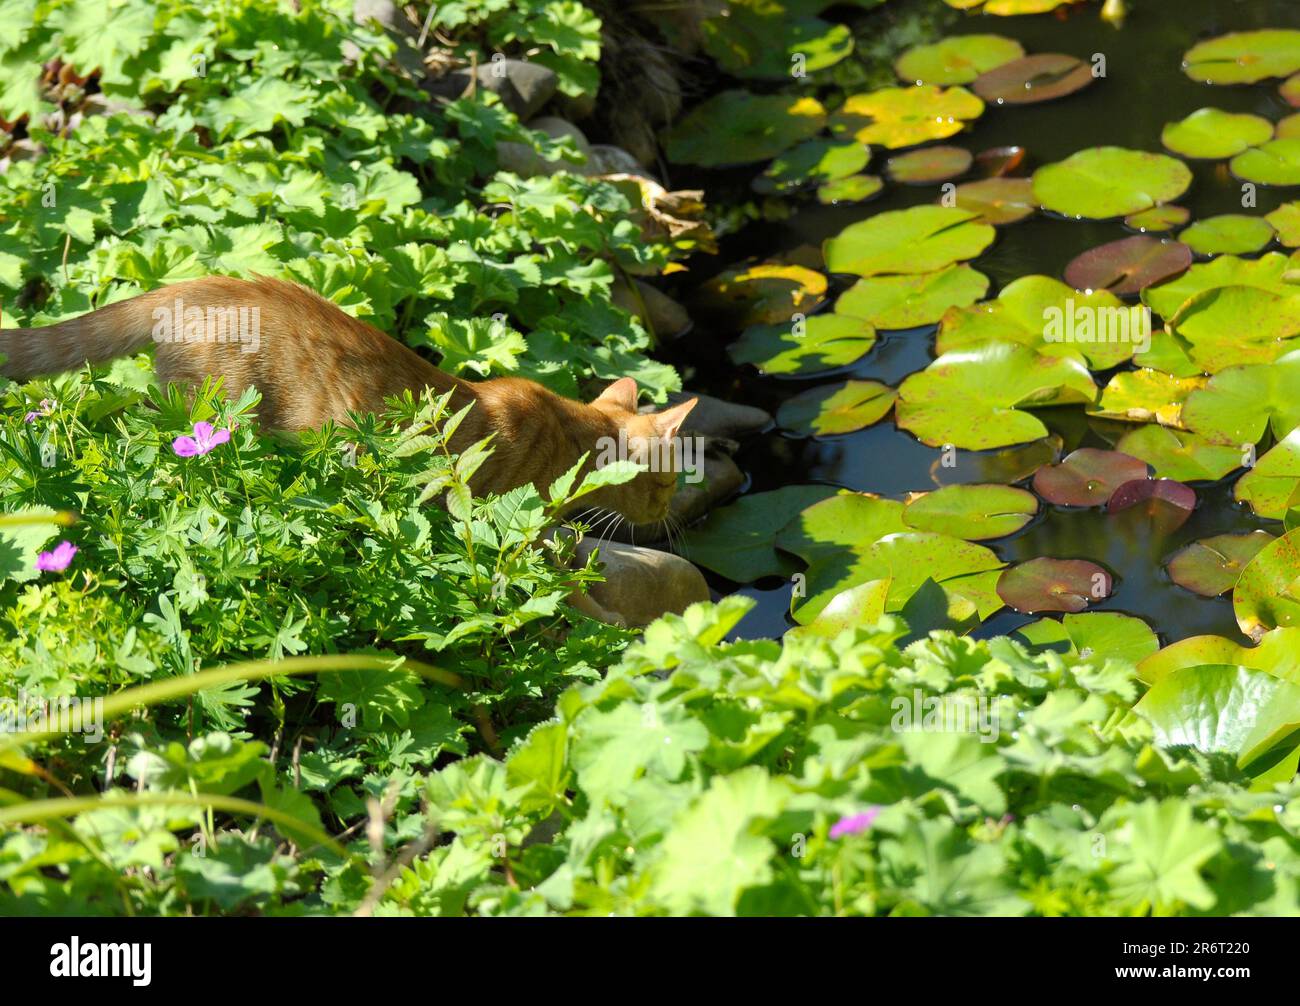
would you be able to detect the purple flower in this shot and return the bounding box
[23,411,39,423]
[829,807,881,839]
[172,421,231,458]
[23,398,55,423]
[35,540,77,573]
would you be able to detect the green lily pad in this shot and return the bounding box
[895,34,1024,85]
[1115,425,1243,482]
[886,145,972,184]
[902,483,1037,540]
[1031,448,1149,507]
[729,313,876,376]
[704,10,855,80]
[693,263,828,327]
[1167,284,1300,372]
[666,91,828,167]
[944,177,1037,225]
[834,264,990,329]
[1279,113,1300,140]
[787,579,891,639]
[1235,428,1300,519]
[816,174,885,204]
[1138,626,1300,684]
[1033,146,1192,220]
[1142,251,1300,320]
[1235,530,1300,641]
[1283,73,1300,106]
[777,492,907,570]
[1090,369,1204,427]
[982,0,1084,12]
[1012,612,1159,665]
[1062,236,1192,296]
[823,205,995,278]
[1265,202,1300,246]
[972,53,1094,106]
[776,379,898,436]
[1132,329,1202,378]
[753,139,870,195]
[1178,215,1275,256]
[897,341,1096,450]
[680,484,839,583]
[1183,29,1300,85]
[997,557,1111,614]
[931,435,1063,488]
[1230,139,1300,185]
[1124,204,1191,233]
[936,274,1148,370]
[1181,351,1300,445]
[1168,532,1274,597]
[1160,107,1274,159]
[828,85,984,149]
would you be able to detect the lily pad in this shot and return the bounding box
[787,579,891,639]
[972,53,1094,106]
[1115,425,1242,482]
[666,91,828,167]
[1160,107,1274,159]
[729,313,876,377]
[1230,139,1300,185]
[1181,351,1300,445]
[1031,448,1149,507]
[1234,529,1300,641]
[1167,284,1300,372]
[1132,329,1202,378]
[1012,612,1159,665]
[886,145,972,184]
[1178,215,1275,256]
[753,139,870,195]
[943,177,1037,224]
[982,0,1084,12]
[895,34,1025,85]
[974,145,1026,177]
[828,85,984,149]
[680,484,838,583]
[1090,369,1204,427]
[902,483,1037,540]
[896,341,1096,450]
[692,263,828,327]
[1167,532,1274,597]
[1142,251,1300,320]
[1124,204,1191,233]
[704,10,855,80]
[1183,29,1300,85]
[1062,236,1192,296]
[777,492,907,569]
[1283,73,1300,106]
[776,379,897,436]
[816,174,885,204]
[1265,202,1300,246]
[1139,626,1300,684]
[823,205,995,278]
[1033,146,1192,220]
[930,435,1063,488]
[1279,113,1300,140]
[1106,477,1197,534]
[997,557,1111,614]
[834,264,990,329]
[1235,429,1300,519]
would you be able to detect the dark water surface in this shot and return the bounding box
[664,0,1300,644]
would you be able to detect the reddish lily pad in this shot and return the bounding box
[1032,448,1149,507]
[975,145,1026,177]
[1280,113,1300,140]
[1107,477,1197,534]
[886,145,973,184]
[1125,205,1191,233]
[1062,235,1192,296]
[997,557,1112,614]
[943,177,1037,225]
[972,53,1094,106]
[1283,73,1300,107]
[1167,531,1274,597]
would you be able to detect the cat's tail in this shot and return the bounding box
[0,287,169,380]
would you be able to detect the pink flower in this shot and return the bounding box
[36,540,77,573]
[23,411,39,423]
[829,807,881,839]
[172,421,231,458]
[23,398,55,423]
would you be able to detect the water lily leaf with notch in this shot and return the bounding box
[936,274,1146,369]
[1235,530,1300,641]
[704,10,854,80]
[1230,139,1300,185]
[1167,285,1300,372]
[997,558,1111,614]
[1062,236,1192,296]
[1265,202,1300,246]
[897,341,1096,450]
[944,177,1036,225]
[886,146,972,184]
[828,85,984,149]
[1138,626,1300,684]
[895,34,1024,85]
[1115,425,1242,482]
[787,579,891,639]
[902,483,1037,540]
[1142,251,1300,320]
[1168,532,1274,597]
[729,313,876,376]
[776,492,908,569]
[680,484,839,583]
[1033,147,1192,220]
[1135,664,1300,769]
[1178,215,1275,256]
[1106,478,1197,535]
[1160,108,1274,159]
[1235,429,1300,519]
[1012,612,1159,665]
[753,139,869,195]
[834,264,989,329]
[823,206,995,278]
[931,435,1063,488]
[665,91,827,167]
[1031,448,1149,507]
[1125,205,1191,233]
[1183,29,1300,85]
[972,53,1094,106]
[692,263,827,327]
[1180,351,1300,445]
[1090,369,1204,427]
[776,380,897,436]
[1133,329,1201,378]
[817,174,884,204]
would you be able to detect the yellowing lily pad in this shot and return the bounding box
[895,34,1024,85]
[1033,146,1192,220]
[1178,214,1275,256]
[693,262,828,327]
[944,177,1037,225]
[1031,448,1149,507]
[823,205,995,278]
[834,264,990,329]
[729,313,876,376]
[828,85,984,149]
[1115,424,1243,482]
[666,91,827,167]
[1090,369,1204,427]
[1235,428,1300,519]
[997,557,1111,614]
[1234,529,1300,642]
[753,139,870,194]
[1125,204,1191,233]
[1230,138,1300,185]
[1183,29,1300,85]
[1279,113,1300,140]
[972,53,1094,106]
[1168,532,1274,597]
[902,483,1037,540]
[1283,73,1300,106]
[1160,107,1274,159]
[776,379,898,436]
[1266,202,1300,246]
[885,145,972,184]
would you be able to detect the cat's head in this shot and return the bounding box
[579,378,698,526]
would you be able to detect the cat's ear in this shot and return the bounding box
[652,397,697,440]
[593,377,639,412]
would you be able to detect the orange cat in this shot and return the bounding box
[0,275,696,523]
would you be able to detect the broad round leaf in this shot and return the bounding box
[665,91,827,167]
[817,174,885,204]
[1116,425,1243,482]
[787,579,890,638]
[1235,530,1300,642]
[943,177,1037,224]
[1178,215,1275,256]
[1033,147,1192,220]
[1167,284,1300,372]
[1091,369,1204,427]
[996,557,1111,613]
[1160,107,1274,159]
[886,145,972,184]
[753,139,870,194]
[972,53,1094,106]
[1062,236,1192,296]
[1230,139,1300,185]
[1141,251,1300,320]
[1124,204,1191,233]
[1106,477,1197,533]
[693,263,828,327]
[1138,626,1300,684]
[1235,428,1300,519]
[895,34,1024,85]
[729,313,876,377]
[1183,29,1300,85]
[974,145,1026,177]
[902,483,1037,540]
[1031,447,1149,506]
[828,85,984,149]
[823,205,995,277]
[1181,351,1300,445]
[1013,612,1159,664]
[776,379,898,436]
[704,11,855,80]
[1265,201,1300,246]
[1279,113,1300,140]
[834,264,990,329]
[1168,532,1274,597]
[1283,73,1300,107]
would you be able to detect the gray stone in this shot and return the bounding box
[426,59,558,120]
[496,117,590,178]
[351,0,427,79]
[585,144,647,178]
[606,447,745,547]
[573,537,711,628]
[612,277,691,341]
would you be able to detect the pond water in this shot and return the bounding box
[664,0,1300,644]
